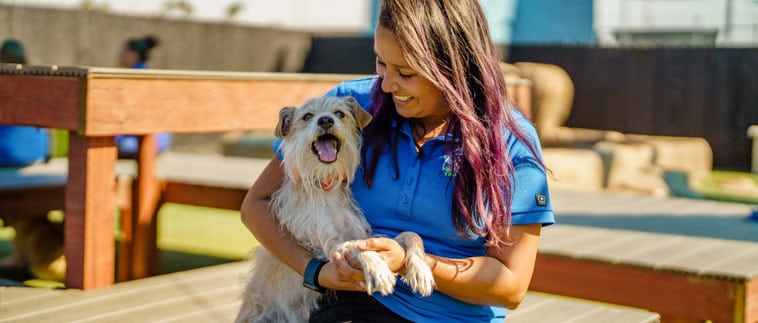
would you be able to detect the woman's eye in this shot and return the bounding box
[399,71,414,78]
[303,113,314,121]
[334,111,345,118]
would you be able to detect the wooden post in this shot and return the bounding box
[65,134,117,289]
[116,175,134,282]
[130,134,162,279]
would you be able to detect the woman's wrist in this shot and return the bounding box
[303,257,328,294]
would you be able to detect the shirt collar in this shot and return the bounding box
[392,118,447,143]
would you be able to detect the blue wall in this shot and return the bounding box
[509,0,595,44]
[369,0,595,45]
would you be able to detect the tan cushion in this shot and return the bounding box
[542,148,604,192]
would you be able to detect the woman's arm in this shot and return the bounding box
[427,224,542,308]
[341,223,542,309]
[240,157,365,291]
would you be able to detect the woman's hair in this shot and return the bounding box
[126,35,159,62]
[364,0,542,246]
[0,39,28,64]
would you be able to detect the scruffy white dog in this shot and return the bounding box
[235,96,435,323]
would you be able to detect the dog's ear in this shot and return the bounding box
[275,107,297,138]
[343,96,373,129]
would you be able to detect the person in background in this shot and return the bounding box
[0,39,49,166]
[115,35,172,158]
[0,39,65,284]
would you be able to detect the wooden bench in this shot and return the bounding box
[157,152,269,211]
[0,260,659,322]
[0,159,139,282]
[533,224,758,322]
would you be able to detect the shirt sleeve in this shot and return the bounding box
[272,138,284,160]
[506,111,555,226]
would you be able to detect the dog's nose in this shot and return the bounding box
[317,116,334,130]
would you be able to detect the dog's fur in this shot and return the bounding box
[235,96,435,322]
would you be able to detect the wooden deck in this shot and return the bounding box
[0,261,658,322]
[0,262,244,322]
[533,224,758,322]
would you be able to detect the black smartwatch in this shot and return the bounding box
[303,258,327,294]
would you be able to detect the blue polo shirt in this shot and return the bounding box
[275,77,554,322]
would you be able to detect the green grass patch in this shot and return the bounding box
[698,170,758,204]
[157,203,259,260]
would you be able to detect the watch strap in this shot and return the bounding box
[303,258,327,294]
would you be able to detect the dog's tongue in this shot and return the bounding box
[316,139,337,162]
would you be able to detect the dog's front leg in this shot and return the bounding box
[334,241,396,296]
[395,232,435,297]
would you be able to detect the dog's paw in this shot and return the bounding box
[402,254,435,297]
[360,252,396,296]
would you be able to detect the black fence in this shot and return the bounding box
[303,38,758,170]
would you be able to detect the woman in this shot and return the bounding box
[241,0,554,321]
[118,35,160,69]
[115,35,172,158]
[0,39,49,166]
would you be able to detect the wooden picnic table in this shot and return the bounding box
[0,64,355,289]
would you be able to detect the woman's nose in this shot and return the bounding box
[381,73,399,93]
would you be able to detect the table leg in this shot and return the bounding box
[116,175,134,282]
[131,134,162,279]
[65,134,117,289]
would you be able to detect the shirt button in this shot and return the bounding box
[406,178,414,185]
[401,195,409,204]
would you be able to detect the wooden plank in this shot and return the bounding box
[701,246,758,280]
[116,175,134,282]
[162,183,247,211]
[65,134,117,289]
[0,262,246,321]
[0,286,59,304]
[506,293,659,323]
[156,153,269,190]
[158,300,241,323]
[531,255,738,322]
[0,186,64,216]
[131,134,162,279]
[75,285,241,322]
[747,278,758,323]
[83,78,340,135]
[0,75,82,131]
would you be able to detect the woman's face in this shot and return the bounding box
[118,48,139,68]
[374,25,448,126]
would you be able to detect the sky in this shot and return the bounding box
[0,0,374,31]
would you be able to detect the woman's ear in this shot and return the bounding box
[343,96,373,129]
[275,107,297,138]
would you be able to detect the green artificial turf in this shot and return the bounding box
[698,170,758,204]
[157,203,258,261]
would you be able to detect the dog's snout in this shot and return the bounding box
[317,116,334,130]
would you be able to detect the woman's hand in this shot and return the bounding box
[316,251,366,292]
[316,237,408,291]
[356,237,406,273]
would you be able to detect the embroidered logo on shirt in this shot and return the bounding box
[441,133,463,177]
[535,194,548,207]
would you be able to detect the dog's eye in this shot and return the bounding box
[334,111,345,119]
[302,113,314,121]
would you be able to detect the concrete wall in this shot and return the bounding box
[0,4,312,72]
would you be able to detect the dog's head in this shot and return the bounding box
[276,96,372,188]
